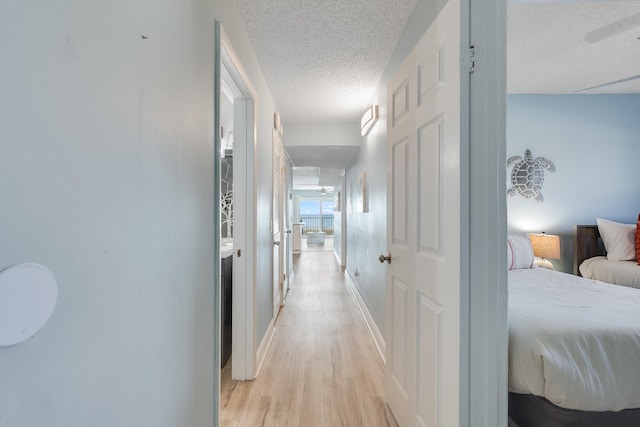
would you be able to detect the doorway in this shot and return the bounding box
[216,24,259,385]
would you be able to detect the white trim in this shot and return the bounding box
[213,22,222,425]
[255,319,276,378]
[344,270,385,363]
[333,250,341,266]
[466,0,508,424]
[220,26,259,381]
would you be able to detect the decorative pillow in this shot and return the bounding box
[507,234,535,270]
[636,214,640,266]
[596,218,637,261]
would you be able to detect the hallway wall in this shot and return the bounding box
[0,0,278,425]
[285,122,361,148]
[345,0,447,338]
[0,1,217,425]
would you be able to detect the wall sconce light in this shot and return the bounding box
[361,105,379,136]
[529,233,561,269]
[274,112,283,137]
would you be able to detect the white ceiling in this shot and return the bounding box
[285,146,360,169]
[508,1,640,94]
[235,0,640,189]
[292,167,343,192]
[287,146,359,191]
[235,0,418,124]
[236,0,640,124]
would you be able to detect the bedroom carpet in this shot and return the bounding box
[220,251,396,426]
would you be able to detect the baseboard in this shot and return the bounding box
[287,270,295,290]
[344,270,385,363]
[255,318,275,378]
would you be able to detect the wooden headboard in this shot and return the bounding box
[575,225,606,276]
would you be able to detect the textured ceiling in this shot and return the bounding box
[508,1,640,94]
[285,146,360,169]
[235,0,417,123]
[234,0,640,188]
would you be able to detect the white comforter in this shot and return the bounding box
[579,256,640,289]
[508,267,640,411]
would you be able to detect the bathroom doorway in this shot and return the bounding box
[217,25,259,385]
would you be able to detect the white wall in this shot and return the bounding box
[284,122,361,147]
[0,0,217,425]
[345,0,447,335]
[0,0,278,425]
[507,95,640,272]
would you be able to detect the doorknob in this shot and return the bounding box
[274,241,281,246]
[378,252,391,264]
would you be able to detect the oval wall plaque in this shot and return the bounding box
[0,263,57,347]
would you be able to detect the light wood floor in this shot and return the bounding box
[220,251,397,427]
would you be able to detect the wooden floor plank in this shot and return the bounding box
[220,251,397,426]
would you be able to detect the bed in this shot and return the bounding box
[575,223,640,289]
[507,234,640,427]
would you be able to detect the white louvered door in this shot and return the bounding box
[272,129,285,318]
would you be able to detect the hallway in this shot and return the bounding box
[220,251,397,426]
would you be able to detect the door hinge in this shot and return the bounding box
[469,45,476,74]
[283,274,286,282]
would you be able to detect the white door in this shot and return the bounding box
[385,1,462,426]
[272,129,285,317]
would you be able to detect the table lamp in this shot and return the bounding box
[529,233,561,269]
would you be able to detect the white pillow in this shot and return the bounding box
[507,234,535,270]
[596,218,637,261]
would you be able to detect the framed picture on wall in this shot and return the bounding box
[356,172,367,213]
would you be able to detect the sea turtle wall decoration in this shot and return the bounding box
[507,149,555,202]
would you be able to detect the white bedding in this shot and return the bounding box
[508,267,640,411]
[579,256,640,289]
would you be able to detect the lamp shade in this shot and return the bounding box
[529,233,561,259]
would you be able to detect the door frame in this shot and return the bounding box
[465,0,508,424]
[340,169,347,268]
[219,26,259,382]
[272,128,285,318]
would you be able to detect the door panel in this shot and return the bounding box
[385,1,460,426]
[417,119,441,252]
[392,139,409,244]
[390,277,409,395]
